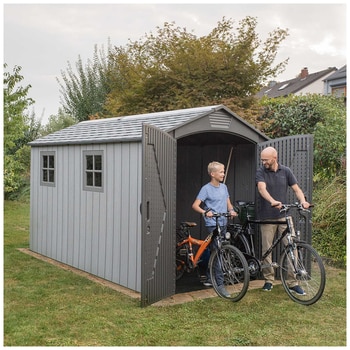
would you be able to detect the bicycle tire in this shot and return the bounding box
[229,226,260,280]
[230,230,251,255]
[209,244,249,302]
[280,242,326,305]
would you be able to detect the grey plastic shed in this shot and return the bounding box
[29,105,313,306]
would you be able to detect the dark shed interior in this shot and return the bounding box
[176,131,257,239]
[175,130,260,293]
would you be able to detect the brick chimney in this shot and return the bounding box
[300,67,309,78]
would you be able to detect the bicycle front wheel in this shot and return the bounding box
[280,242,326,305]
[209,244,249,302]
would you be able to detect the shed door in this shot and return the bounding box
[256,135,313,260]
[141,124,177,306]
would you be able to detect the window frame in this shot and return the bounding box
[83,150,104,192]
[40,151,56,187]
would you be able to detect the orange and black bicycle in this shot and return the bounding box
[176,211,249,302]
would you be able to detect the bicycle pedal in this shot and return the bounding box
[271,262,279,268]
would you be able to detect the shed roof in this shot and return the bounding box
[30,105,265,146]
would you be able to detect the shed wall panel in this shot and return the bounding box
[30,142,142,292]
[233,144,256,203]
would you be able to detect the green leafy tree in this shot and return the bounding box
[3,64,37,197]
[258,94,346,179]
[58,42,113,122]
[3,64,34,151]
[104,17,289,116]
[40,108,76,136]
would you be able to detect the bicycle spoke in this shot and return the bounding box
[280,242,325,305]
[209,245,249,302]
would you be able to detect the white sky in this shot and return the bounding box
[3,1,348,124]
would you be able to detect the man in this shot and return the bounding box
[256,146,310,295]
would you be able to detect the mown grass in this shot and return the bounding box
[3,200,347,346]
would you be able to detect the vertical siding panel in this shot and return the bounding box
[136,144,142,292]
[38,179,45,254]
[37,150,44,254]
[73,146,82,268]
[55,147,63,261]
[104,144,115,281]
[29,148,37,251]
[127,142,141,290]
[97,144,107,278]
[112,145,122,283]
[79,146,87,270]
[66,146,75,266]
[85,192,93,273]
[119,143,130,287]
[90,192,98,275]
[98,187,107,278]
[61,146,69,263]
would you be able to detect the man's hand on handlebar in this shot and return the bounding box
[270,200,282,209]
[300,201,310,209]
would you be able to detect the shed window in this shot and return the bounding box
[40,151,55,187]
[83,151,103,192]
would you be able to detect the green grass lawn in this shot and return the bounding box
[3,200,347,346]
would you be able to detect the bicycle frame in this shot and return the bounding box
[241,215,297,261]
[177,231,213,269]
[177,211,230,270]
[234,205,308,274]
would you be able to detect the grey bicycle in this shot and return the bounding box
[229,203,326,305]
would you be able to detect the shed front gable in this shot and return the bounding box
[172,108,267,143]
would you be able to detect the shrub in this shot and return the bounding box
[312,172,346,267]
[258,94,346,180]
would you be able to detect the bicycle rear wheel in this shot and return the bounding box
[230,229,251,255]
[280,242,326,305]
[209,244,249,302]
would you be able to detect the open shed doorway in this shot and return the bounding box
[175,131,258,293]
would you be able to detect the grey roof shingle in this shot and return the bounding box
[323,65,346,81]
[29,105,223,146]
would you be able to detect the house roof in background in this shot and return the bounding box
[323,65,346,81]
[256,67,338,98]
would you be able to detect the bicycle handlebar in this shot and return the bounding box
[278,203,314,213]
[211,211,233,218]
